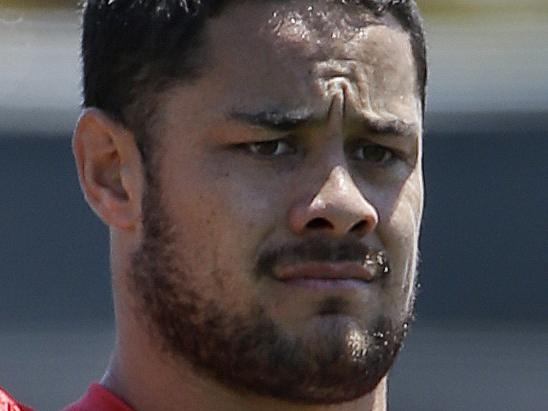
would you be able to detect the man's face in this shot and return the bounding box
[130,0,423,404]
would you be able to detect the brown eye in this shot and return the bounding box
[246,139,295,157]
[353,144,395,164]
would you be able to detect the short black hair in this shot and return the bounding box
[82,0,427,160]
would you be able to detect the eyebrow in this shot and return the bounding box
[229,109,315,131]
[229,109,419,137]
[364,117,420,138]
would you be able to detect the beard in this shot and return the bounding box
[128,172,416,404]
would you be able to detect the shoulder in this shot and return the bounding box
[0,387,34,411]
[62,384,134,411]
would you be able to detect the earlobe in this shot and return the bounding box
[73,108,144,230]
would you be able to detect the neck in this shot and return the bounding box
[102,320,388,411]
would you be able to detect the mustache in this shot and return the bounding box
[256,237,391,279]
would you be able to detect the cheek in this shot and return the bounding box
[207,166,285,234]
[164,148,271,230]
[378,170,423,248]
[161,159,285,301]
[377,172,423,315]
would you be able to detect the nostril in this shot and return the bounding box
[306,217,334,230]
[350,220,369,235]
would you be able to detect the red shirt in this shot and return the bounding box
[0,387,34,411]
[62,384,134,411]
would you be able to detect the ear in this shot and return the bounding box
[73,108,144,230]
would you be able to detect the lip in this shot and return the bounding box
[274,261,376,285]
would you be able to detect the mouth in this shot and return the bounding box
[274,261,380,289]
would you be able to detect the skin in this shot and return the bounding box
[73,1,423,410]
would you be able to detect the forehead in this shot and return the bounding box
[174,0,420,125]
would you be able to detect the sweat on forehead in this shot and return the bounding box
[237,0,393,44]
[206,2,416,101]
[210,0,409,65]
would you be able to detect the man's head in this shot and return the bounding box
[81,0,426,162]
[75,0,426,406]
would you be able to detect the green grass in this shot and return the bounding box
[418,0,548,17]
[2,0,547,16]
[1,0,78,9]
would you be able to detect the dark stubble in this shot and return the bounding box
[129,170,415,404]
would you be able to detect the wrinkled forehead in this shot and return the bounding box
[202,0,419,122]
[217,0,405,55]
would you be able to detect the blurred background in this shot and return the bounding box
[1,0,547,410]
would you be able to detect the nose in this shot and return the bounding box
[288,166,378,238]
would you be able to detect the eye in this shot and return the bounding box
[244,139,295,157]
[352,143,396,165]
